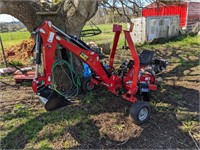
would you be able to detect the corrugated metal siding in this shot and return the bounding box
[146,16,180,41]
[187,2,200,31]
[129,16,180,43]
[142,3,187,28]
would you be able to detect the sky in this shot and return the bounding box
[0,14,19,22]
[0,0,152,23]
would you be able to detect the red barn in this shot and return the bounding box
[142,1,200,31]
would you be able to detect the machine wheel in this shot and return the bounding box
[82,77,95,93]
[129,101,150,125]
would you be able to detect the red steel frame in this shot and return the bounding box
[32,21,141,103]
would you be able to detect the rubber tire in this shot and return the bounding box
[82,77,95,93]
[129,101,150,125]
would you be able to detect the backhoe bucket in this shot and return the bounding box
[37,86,71,111]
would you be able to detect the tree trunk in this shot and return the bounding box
[0,0,98,36]
[0,0,99,89]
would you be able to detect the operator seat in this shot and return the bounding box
[139,50,155,66]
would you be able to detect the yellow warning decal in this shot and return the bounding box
[79,52,88,61]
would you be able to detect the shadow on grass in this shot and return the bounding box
[1,84,198,149]
[69,86,198,149]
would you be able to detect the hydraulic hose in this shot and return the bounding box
[51,52,82,98]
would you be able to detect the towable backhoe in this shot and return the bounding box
[32,21,167,124]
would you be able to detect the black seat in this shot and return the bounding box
[139,50,155,66]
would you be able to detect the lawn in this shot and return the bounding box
[0,31,30,49]
[81,23,127,46]
[0,23,127,50]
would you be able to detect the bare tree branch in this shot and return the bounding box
[99,0,183,24]
[119,0,131,22]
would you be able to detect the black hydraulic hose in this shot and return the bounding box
[35,32,42,64]
[30,44,36,56]
[69,35,91,50]
[52,24,91,51]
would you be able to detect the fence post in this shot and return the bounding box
[0,35,8,67]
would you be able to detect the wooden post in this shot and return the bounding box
[0,35,8,67]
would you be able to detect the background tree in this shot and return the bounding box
[0,0,99,78]
[0,0,98,36]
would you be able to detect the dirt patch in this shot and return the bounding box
[5,37,35,65]
[93,113,142,141]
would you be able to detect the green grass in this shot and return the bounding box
[139,35,200,50]
[0,31,30,49]
[0,23,126,51]
[83,92,95,104]
[164,35,200,48]
[82,23,127,47]
[10,60,23,67]
[0,104,85,149]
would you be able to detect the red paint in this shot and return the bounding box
[7,51,15,57]
[139,73,155,84]
[14,71,35,83]
[142,2,188,27]
[123,31,140,96]
[148,84,157,91]
[32,81,38,93]
[109,24,122,70]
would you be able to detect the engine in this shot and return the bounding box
[113,50,168,101]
